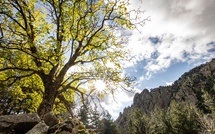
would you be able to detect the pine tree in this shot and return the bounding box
[78,100,91,128]
[149,107,168,134]
[127,109,150,134]
[90,105,101,131]
[166,101,201,134]
[198,84,215,133]
[98,112,118,134]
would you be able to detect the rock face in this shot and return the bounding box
[0,111,80,134]
[115,58,215,131]
[133,87,173,114]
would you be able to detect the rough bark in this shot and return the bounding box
[37,72,59,118]
[37,90,58,118]
[37,80,58,118]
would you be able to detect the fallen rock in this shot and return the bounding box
[0,112,81,134]
[26,121,49,134]
[43,111,59,127]
[0,113,40,133]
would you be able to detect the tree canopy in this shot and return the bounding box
[0,0,144,117]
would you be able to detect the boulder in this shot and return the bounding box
[0,113,40,133]
[26,121,49,134]
[0,112,81,134]
[43,111,59,127]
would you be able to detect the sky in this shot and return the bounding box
[100,0,215,119]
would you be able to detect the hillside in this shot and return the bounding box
[115,58,215,133]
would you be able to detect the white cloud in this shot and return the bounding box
[125,0,215,76]
[166,81,173,86]
[139,76,145,81]
[102,0,215,119]
[101,87,141,119]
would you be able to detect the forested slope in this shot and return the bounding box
[116,58,215,134]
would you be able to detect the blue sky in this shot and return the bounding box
[126,61,194,89]
[100,0,215,119]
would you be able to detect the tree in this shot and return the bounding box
[197,84,215,133]
[78,100,102,132]
[127,108,150,134]
[0,0,144,117]
[125,103,201,134]
[202,83,215,116]
[98,112,118,134]
[166,101,201,134]
[89,104,101,131]
[78,100,91,128]
[0,80,41,115]
[77,102,117,133]
[149,107,168,134]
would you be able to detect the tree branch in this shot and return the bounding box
[59,77,91,94]
[0,12,25,30]
[74,56,107,65]
[10,1,28,30]
[0,72,36,87]
[0,67,37,72]
[0,45,55,67]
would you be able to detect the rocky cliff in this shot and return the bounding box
[115,58,215,130]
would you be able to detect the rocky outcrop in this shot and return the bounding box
[116,86,174,134]
[116,58,215,131]
[133,86,173,114]
[0,113,41,133]
[0,112,80,134]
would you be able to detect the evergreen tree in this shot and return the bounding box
[98,112,118,134]
[127,109,150,134]
[126,103,201,134]
[77,101,103,134]
[78,100,91,128]
[166,101,201,134]
[198,85,215,133]
[149,107,169,134]
[90,105,101,131]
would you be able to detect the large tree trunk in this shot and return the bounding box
[37,72,60,118]
[37,81,58,118]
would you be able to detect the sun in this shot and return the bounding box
[94,80,106,93]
